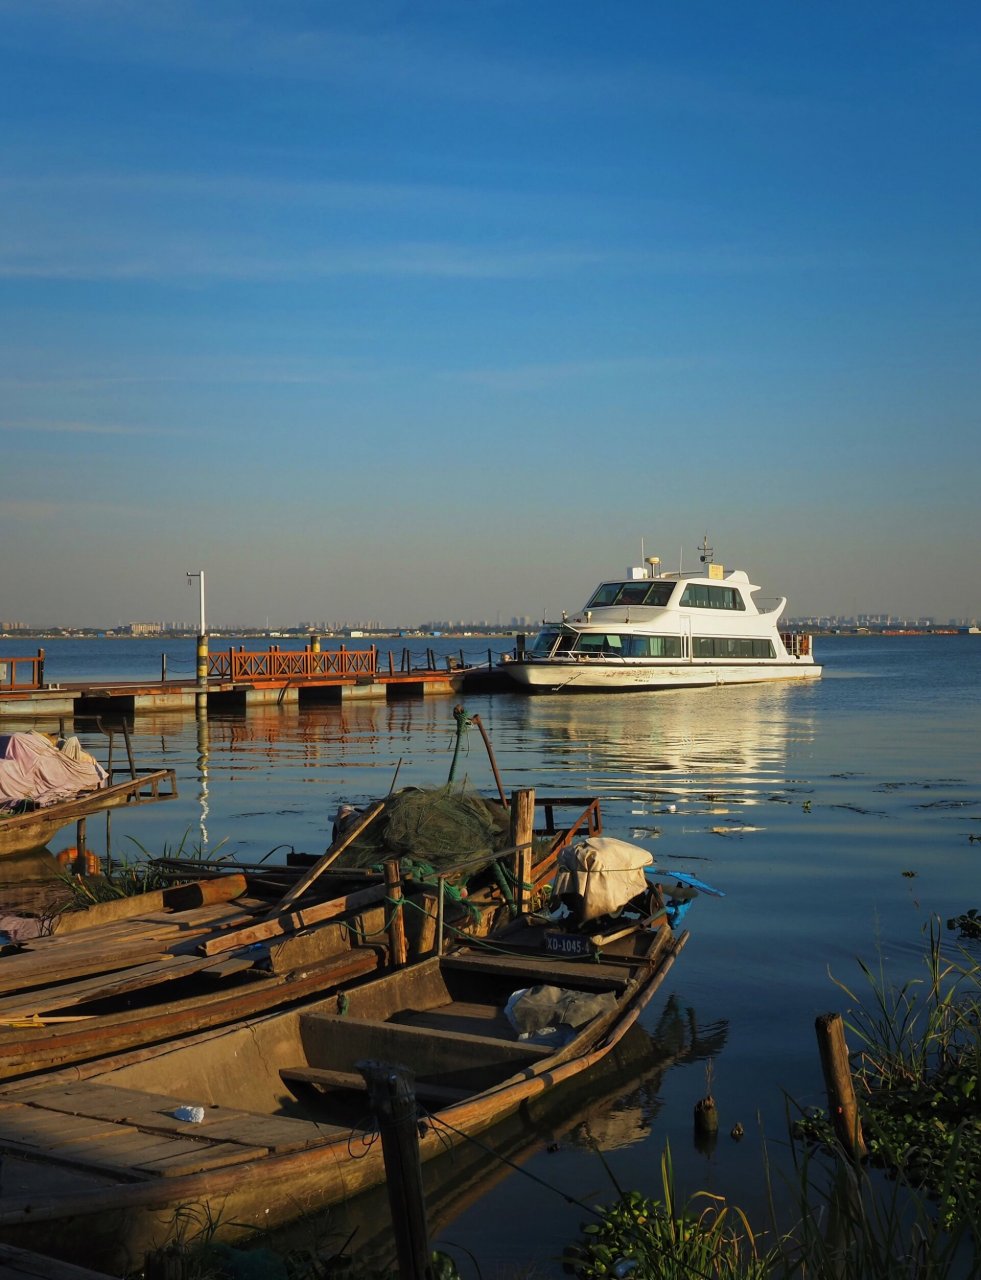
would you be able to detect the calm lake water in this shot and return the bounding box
[2,633,979,1272]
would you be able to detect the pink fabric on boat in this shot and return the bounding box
[0,732,108,812]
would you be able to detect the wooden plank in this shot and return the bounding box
[0,1108,131,1150]
[265,800,386,918]
[199,882,388,956]
[440,950,630,990]
[301,1012,553,1060]
[281,1065,470,1105]
[135,1140,268,1177]
[122,1108,336,1152]
[393,1002,516,1040]
[9,1082,185,1116]
[0,1101,265,1179]
[0,954,237,1019]
[52,875,248,935]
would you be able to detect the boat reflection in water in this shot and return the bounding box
[520,679,819,814]
[261,995,728,1275]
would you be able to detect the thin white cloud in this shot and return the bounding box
[0,238,608,283]
[0,171,484,215]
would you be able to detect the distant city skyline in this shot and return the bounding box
[3,4,980,627]
[2,606,979,637]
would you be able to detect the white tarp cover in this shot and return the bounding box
[0,732,108,813]
[551,836,654,922]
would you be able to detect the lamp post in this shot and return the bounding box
[186,570,208,705]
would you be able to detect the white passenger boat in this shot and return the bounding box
[502,541,822,693]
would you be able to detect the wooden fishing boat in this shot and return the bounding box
[0,909,687,1274]
[0,767,177,859]
[0,789,600,1083]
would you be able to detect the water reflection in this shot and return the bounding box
[196,708,210,849]
[566,995,729,1153]
[39,683,822,868]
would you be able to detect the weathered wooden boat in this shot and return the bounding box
[0,788,600,1084]
[0,873,391,1083]
[0,907,687,1274]
[0,725,177,860]
[0,767,177,859]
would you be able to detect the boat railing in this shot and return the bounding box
[781,632,813,657]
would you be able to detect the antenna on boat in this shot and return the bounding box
[698,534,714,565]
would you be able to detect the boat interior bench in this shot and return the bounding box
[296,1007,552,1095]
[440,950,631,991]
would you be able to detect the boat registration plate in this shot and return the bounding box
[543,930,595,958]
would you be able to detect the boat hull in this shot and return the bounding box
[503,659,823,692]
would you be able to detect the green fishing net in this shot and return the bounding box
[338,785,512,871]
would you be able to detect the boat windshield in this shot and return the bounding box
[586,581,675,609]
[527,628,575,656]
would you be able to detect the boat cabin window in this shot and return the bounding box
[679,584,746,611]
[572,633,682,658]
[586,581,676,609]
[529,629,562,656]
[692,637,775,659]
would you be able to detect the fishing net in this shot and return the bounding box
[339,785,512,871]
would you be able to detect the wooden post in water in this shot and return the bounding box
[509,788,536,916]
[815,1012,868,1161]
[358,1061,433,1280]
[384,857,408,968]
[75,817,87,875]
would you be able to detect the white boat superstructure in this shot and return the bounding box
[502,544,822,693]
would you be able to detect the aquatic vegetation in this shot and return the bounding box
[55,829,229,909]
[797,921,980,1238]
[569,926,980,1280]
[564,1145,776,1279]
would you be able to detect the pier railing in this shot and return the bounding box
[208,645,378,683]
[0,649,45,690]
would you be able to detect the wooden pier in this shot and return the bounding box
[0,645,476,719]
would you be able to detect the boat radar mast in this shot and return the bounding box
[698,535,714,565]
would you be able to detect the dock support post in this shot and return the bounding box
[815,1012,868,1161]
[509,788,536,917]
[357,1061,433,1280]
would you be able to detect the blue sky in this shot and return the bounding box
[2,1,980,627]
